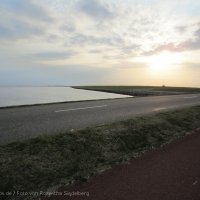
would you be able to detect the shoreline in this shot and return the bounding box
[0,96,133,110]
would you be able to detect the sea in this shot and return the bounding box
[0,86,130,107]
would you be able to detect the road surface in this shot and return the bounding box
[0,93,200,144]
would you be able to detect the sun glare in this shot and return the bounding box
[147,52,182,74]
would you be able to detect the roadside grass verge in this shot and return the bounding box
[72,86,200,96]
[0,106,200,199]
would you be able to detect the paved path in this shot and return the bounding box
[0,93,200,144]
[48,129,200,200]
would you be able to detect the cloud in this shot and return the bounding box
[176,25,188,33]
[78,0,114,20]
[0,0,52,22]
[70,33,124,47]
[1,0,200,87]
[121,44,140,54]
[142,26,200,55]
[61,24,76,33]
[0,0,53,40]
[113,61,148,69]
[32,51,78,60]
[179,40,200,51]
[88,50,102,54]
[142,43,183,56]
[182,62,200,68]
[0,21,44,39]
[0,64,114,86]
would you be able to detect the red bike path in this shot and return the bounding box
[46,129,200,200]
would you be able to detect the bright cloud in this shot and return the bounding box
[0,0,200,86]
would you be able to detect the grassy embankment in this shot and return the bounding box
[72,86,200,96]
[0,106,200,199]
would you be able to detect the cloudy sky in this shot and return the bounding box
[0,0,200,86]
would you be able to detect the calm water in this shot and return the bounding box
[0,86,130,107]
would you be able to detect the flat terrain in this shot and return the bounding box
[0,106,199,199]
[0,93,200,144]
[48,129,200,200]
[73,85,200,96]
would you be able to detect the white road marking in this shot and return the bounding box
[153,107,167,111]
[184,96,197,99]
[55,105,108,113]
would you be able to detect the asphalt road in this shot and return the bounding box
[0,93,200,144]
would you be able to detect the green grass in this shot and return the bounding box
[0,106,200,199]
[72,85,200,96]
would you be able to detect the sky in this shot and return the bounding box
[0,0,200,87]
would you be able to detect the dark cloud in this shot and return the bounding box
[78,0,114,20]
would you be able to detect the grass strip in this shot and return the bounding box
[73,86,200,96]
[0,106,200,199]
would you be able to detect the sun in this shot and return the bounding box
[147,52,182,74]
